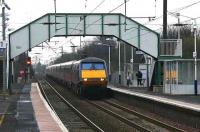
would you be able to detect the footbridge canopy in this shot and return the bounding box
[9,13,159,59]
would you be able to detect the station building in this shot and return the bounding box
[159,39,200,95]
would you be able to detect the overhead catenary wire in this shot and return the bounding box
[69,0,106,35]
[58,0,131,59]
[125,27,162,42]
[8,1,200,28]
[154,0,157,17]
[85,0,87,9]
[167,11,200,25]
[171,0,200,13]
[181,16,200,24]
[64,0,130,46]
[90,0,106,13]
[109,0,130,13]
[168,11,192,19]
[69,0,130,35]
[121,0,200,40]
[44,41,58,55]
[134,0,200,39]
[62,0,107,46]
[84,0,130,28]
[85,0,130,29]
[50,0,200,59]
[65,0,159,56]
[144,0,200,25]
[46,0,106,53]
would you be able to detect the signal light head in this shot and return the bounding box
[26,57,32,65]
[26,61,31,64]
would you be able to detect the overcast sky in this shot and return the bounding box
[4,0,200,64]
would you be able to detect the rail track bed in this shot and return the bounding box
[38,79,197,131]
[42,79,136,131]
[38,80,102,132]
[105,98,200,132]
[87,100,186,132]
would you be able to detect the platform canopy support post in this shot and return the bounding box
[156,61,161,86]
[8,39,12,94]
[118,40,121,85]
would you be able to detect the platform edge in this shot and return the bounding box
[33,83,68,132]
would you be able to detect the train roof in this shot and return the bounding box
[80,57,105,63]
[46,57,105,69]
[46,60,76,69]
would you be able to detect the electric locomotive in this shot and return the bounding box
[46,57,108,96]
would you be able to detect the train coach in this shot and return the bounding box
[46,57,108,96]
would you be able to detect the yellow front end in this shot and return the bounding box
[81,70,107,87]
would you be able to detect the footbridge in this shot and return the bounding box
[9,13,159,59]
[8,13,160,89]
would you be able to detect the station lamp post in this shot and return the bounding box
[97,43,113,82]
[70,45,78,60]
[1,0,11,93]
[146,56,151,90]
[118,40,121,84]
[193,20,198,95]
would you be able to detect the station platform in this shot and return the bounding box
[108,85,200,112]
[0,83,67,132]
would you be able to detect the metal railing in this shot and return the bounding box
[160,39,182,57]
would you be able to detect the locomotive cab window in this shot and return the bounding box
[94,63,104,69]
[81,63,104,70]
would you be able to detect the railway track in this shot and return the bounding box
[39,78,187,131]
[87,100,185,132]
[87,100,151,132]
[38,80,103,132]
[103,100,185,132]
[45,79,138,131]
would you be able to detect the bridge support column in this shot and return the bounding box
[156,61,162,85]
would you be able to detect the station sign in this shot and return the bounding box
[136,50,143,55]
[0,41,6,49]
[193,52,197,58]
[0,48,5,53]
[0,41,6,55]
[130,58,134,63]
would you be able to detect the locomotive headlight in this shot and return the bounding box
[83,78,87,81]
[100,78,104,81]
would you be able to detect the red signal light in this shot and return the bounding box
[26,57,32,65]
[26,61,31,65]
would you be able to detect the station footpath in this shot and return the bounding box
[108,85,200,112]
[0,83,67,132]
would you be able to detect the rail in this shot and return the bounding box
[40,80,104,132]
[104,100,185,132]
[87,100,151,132]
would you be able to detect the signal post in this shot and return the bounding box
[26,57,31,83]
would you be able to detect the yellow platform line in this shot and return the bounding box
[0,94,9,96]
[0,115,5,126]
[0,90,20,125]
[0,104,10,126]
